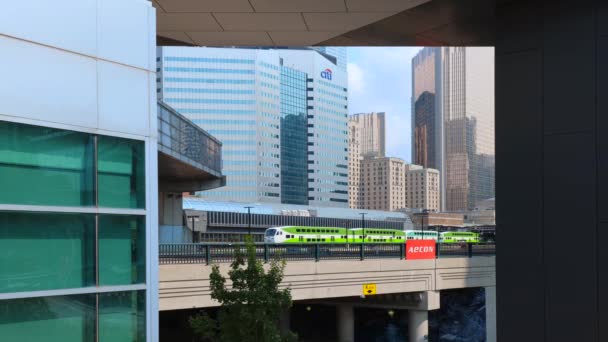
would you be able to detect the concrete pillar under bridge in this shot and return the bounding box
[337,304,355,342]
[408,310,429,342]
[327,291,440,342]
[486,286,496,342]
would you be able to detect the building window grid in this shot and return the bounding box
[0,121,147,340]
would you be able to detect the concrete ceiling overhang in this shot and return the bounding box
[320,0,498,46]
[153,0,432,46]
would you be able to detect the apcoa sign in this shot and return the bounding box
[406,240,436,260]
[320,68,332,80]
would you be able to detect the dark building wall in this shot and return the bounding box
[414,91,437,169]
[496,1,607,341]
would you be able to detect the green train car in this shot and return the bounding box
[263,226,479,244]
[438,231,480,243]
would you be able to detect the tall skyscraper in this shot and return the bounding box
[348,119,362,208]
[348,112,386,208]
[157,47,349,207]
[349,112,386,158]
[412,47,495,211]
[313,47,348,72]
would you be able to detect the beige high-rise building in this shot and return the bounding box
[348,120,362,208]
[349,112,386,158]
[348,112,386,208]
[404,164,440,212]
[359,157,405,211]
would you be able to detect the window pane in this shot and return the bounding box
[0,212,95,293]
[0,294,96,342]
[98,136,145,209]
[99,215,146,286]
[0,121,95,206]
[99,291,146,342]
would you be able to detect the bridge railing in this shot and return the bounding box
[159,242,495,265]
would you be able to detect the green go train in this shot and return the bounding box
[263,226,480,244]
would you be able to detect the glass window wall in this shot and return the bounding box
[99,215,146,286]
[98,136,146,209]
[0,212,96,293]
[0,122,95,206]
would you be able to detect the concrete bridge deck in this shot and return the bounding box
[159,254,495,310]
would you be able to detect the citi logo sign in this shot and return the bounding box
[320,68,332,80]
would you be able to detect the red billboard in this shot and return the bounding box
[406,240,436,260]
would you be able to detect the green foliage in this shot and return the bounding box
[190,237,296,342]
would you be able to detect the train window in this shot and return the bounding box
[296,229,300,232]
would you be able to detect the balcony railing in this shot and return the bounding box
[159,242,496,265]
[158,101,222,176]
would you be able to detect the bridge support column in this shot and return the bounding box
[337,304,354,342]
[279,309,290,335]
[486,286,496,342]
[408,310,429,342]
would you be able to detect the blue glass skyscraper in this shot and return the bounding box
[157,47,349,207]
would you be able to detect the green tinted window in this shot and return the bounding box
[99,291,146,342]
[99,215,146,286]
[0,212,95,293]
[98,136,145,209]
[0,121,95,206]
[0,294,96,342]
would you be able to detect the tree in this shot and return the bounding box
[190,237,296,342]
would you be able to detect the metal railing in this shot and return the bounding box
[158,101,222,175]
[159,242,495,265]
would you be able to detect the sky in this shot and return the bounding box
[347,47,422,163]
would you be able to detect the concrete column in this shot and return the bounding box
[485,286,496,342]
[279,309,290,335]
[337,304,354,342]
[408,310,428,342]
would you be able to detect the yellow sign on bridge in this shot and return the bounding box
[363,283,377,295]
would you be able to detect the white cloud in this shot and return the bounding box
[347,62,365,95]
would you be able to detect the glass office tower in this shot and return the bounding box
[158,47,349,207]
[280,66,309,204]
[412,47,495,211]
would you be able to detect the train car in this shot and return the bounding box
[264,226,407,244]
[264,226,480,244]
[404,230,439,241]
[439,231,480,243]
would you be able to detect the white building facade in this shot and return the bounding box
[0,1,158,341]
